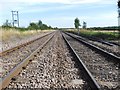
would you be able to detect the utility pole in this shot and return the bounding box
[118,0,120,26]
[117,0,120,42]
[11,11,19,27]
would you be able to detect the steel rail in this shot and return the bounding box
[0,33,55,90]
[62,32,101,90]
[0,32,53,57]
[109,41,120,46]
[64,32,120,63]
[67,31,115,46]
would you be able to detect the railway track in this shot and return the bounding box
[66,31,117,46]
[63,32,120,90]
[66,32,120,57]
[0,32,53,56]
[1,31,101,90]
[1,31,119,90]
[109,41,120,46]
[1,31,53,52]
[0,32,55,89]
[0,31,54,79]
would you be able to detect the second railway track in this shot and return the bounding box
[66,32,120,57]
[63,32,120,90]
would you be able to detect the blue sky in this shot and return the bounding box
[0,0,119,28]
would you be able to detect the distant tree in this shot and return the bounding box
[38,20,42,28]
[28,20,53,30]
[74,18,80,34]
[28,22,38,30]
[3,20,12,26]
[48,26,52,29]
[41,24,48,30]
[83,21,87,29]
[54,27,58,29]
[2,20,12,29]
[5,20,9,26]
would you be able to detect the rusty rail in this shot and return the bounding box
[0,32,53,57]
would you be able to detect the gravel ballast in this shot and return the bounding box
[6,31,90,89]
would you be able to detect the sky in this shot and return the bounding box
[0,0,119,28]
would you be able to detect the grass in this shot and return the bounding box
[0,28,53,42]
[67,29,120,40]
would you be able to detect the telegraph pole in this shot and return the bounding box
[118,0,120,26]
[117,0,120,42]
[11,11,19,27]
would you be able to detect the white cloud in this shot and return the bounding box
[1,0,113,5]
[0,0,116,12]
[0,0,101,14]
[0,0,115,13]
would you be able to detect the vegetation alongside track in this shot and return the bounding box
[1,20,55,41]
[86,26,120,30]
[67,29,120,40]
[0,27,53,41]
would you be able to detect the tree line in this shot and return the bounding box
[28,20,52,30]
[87,26,120,31]
[74,17,119,31]
[1,20,53,31]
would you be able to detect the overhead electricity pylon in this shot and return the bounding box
[11,11,19,27]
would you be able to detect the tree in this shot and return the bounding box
[2,20,12,29]
[28,20,53,30]
[28,22,38,30]
[41,24,48,30]
[48,26,52,29]
[3,20,12,27]
[38,20,42,28]
[74,18,80,34]
[83,21,87,29]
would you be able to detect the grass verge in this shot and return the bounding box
[0,28,53,42]
[67,29,120,40]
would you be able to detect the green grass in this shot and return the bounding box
[68,29,120,40]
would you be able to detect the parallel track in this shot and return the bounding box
[66,31,118,46]
[64,32,120,63]
[63,31,120,89]
[66,32,120,57]
[62,33,101,90]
